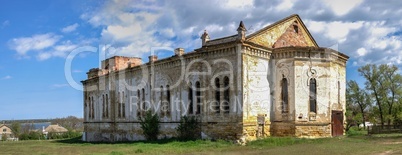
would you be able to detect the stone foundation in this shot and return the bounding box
[294,123,331,138]
[271,122,295,136]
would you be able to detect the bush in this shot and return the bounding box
[19,133,30,140]
[139,111,160,141]
[347,126,367,136]
[1,134,7,141]
[48,130,82,139]
[176,116,200,140]
[18,131,45,140]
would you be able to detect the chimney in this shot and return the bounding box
[174,48,185,56]
[200,30,210,46]
[237,21,247,41]
[148,55,158,63]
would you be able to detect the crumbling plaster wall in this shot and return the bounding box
[84,46,245,142]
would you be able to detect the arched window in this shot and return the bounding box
[195,82,201,114]
[188,83,193,114]
[281,77,289,113]
[215,78,220,113]
[309,78,317,113]
[166,85,171,116]
[223,76,230,113]
[137,90,141,117]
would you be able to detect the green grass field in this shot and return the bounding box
[1,134,402,155]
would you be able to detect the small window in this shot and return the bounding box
[223,76,230,113]
[309,78,317,113]
[122,91,125,118]
[338,81,340,104]
[106,94,109,118]
[160,86,164,116]
[215,78,221,113]
[137,90,141,117]
[293,25,299,33]
[281,77,289,113]
[196,82,201,114]
[102,95,105,118]
[188,83,193,114]
[118,92,121,118]
[166,85,171,116]
[142,88,145,114]
[3,128,6,132]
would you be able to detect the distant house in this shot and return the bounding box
[44,124,68,134]
[0,124,15,140]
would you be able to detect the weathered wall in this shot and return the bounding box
[241,46,272,141]
[83,44,245,142]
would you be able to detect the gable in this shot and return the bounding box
[246,14,318,48]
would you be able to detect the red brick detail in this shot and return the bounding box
[273,22,310,48]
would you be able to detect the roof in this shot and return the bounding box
[44,124,68,133]
[246,14,318,47]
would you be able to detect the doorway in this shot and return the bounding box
[331,110,343,136]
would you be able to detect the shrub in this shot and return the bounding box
[1,134,7,141]
[19,133,30,140]
[139,111,160,141]
[347,126,367,136]
[176,116,200,140]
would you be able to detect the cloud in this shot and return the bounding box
[2,20,10,28]
[8,32,96,61]
[61,23,79,33]
[323,0,363,16]
[51,83,70,88]
[1,75,12,80]
[80,0,173,57]
[74,0,402,66]
[72,70,83,73]
[9,33,61,56]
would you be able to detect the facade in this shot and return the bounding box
[0,124,14,140]
[82,14,349,142]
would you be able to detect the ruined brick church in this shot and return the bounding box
[82,14,349,142]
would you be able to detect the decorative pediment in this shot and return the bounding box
[246,14,318,48]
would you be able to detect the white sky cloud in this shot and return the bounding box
[323,0,363,16]
[1,75,12,80]
[2,20,10,28]
[6,0,402,66]
[51,83,70,88]
[9,33,61,55]
[61,23,79,33]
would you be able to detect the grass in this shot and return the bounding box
[1,135,402,155]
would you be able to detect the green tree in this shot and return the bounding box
[358,64,402,127]
[139,111,160,141]
[346,80,370,129]
[10,122,21,138]
[358,64,385,127]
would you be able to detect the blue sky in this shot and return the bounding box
[0,0,401,120]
